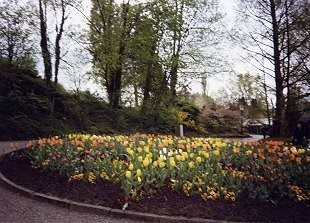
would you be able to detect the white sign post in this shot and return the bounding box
[180,124,184,138]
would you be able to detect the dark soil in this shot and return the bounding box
[1,150,309,222]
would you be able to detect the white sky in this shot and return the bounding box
[189,0,257,96]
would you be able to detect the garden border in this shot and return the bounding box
[0,149,227,223]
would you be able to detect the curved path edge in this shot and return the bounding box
[0,159,227,223]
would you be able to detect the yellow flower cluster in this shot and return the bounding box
[42,159,49,166]
[200,188,220,201]
[69,173,84,181]
[289,185,310,202]
[100,171,110,180]
[27,133,310,203]
[88,172,96,183]
[224,191,236,202]
[183,182,193,196]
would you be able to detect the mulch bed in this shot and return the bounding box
[0,150,309,222]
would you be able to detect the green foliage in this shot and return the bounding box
[0,59,68,139]
[0,0,35,63]
[1,57,242,140]
[89,0,222,108]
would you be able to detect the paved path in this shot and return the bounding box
[236,134,264,142]
[0,136,263,223]
[0,186,141,223]
[0,141,28,155]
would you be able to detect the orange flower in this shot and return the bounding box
[278,152,283,157]
[295,157,302,164]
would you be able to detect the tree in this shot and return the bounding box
[282,0,310,133]
[0,0,35,66]
[123,2,169,114]
[237,0,310,136]
[215,73,267,121]
[37,0,74,114]
[151,0,222,100]
[38,0,52,86]
[89,0,222,110]
[89,0,135,109]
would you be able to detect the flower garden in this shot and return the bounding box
[24,133,310,205]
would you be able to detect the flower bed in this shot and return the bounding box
[25,134,310,204]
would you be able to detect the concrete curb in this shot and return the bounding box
[0,152,227,223]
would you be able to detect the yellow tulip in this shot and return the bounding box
[169,157,176,166]
[196,156,202,163]
[147,152,153,159]
[137,147,143,153]
[159,161,166,168]
[233,148,240,153]
[128,163,134,170]
[182,152,188,159]
[138,156,143,162]
[203,151,209,158]
[143,158,150,167]
[188,161,195,168]
[157,160,166,168]
[153,160,158,167]
[137,176,142,183]
[290,147,298,155]
[213,150,220,156]
[77,146,83,152]
[144,146,150,153]
[126,148,134,156]
[298,149,305,154]
[136,169,142,177]
[125,171,131,179]
[176,154,182,161]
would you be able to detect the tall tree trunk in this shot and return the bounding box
[169,0,183,99]
[54,0,66,84]
[169,54,179,98]
[109,2,129,109]
[134,83,139,107]
[263,72,271,126]
[50,0,67,115]
[39,0,54,115]
[152,72,169,125]
[39,0,52,86]
[141,45,155,113]
[284,0,293,136]
[104,0,114,108]
[270,0,286,137]
[111,66,122,109]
